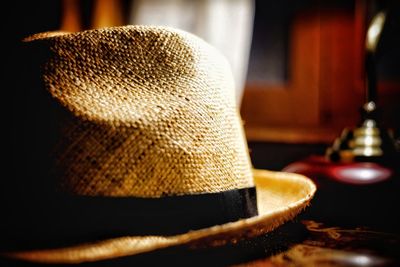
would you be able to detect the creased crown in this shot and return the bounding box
[26,26,253,197]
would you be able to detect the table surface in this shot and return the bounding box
[103,156,400,266]
[2,156,400,266]
[239,155,400,267]
[237,220,400,267]
[237,155,400,267]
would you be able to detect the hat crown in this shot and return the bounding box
[27,26,253,197]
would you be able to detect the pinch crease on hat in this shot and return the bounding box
[4,25,316,264]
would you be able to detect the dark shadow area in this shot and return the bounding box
[248,141,400,234]
[248,141,327,171]
[0,221,307,266]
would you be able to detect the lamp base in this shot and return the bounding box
[283,155,400,232]
[284,155,393,185]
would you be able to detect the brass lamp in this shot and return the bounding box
[326,11,399,165]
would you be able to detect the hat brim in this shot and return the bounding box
[5,169,316,264]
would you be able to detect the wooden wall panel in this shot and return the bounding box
[240,2,398,143]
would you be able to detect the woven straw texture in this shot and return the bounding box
[25,26,253,197]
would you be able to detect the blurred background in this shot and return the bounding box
[2,2,400,262]
[5,0,399,171]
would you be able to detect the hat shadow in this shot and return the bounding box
[1,221,307,267]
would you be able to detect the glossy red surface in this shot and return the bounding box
[283,156,393,185]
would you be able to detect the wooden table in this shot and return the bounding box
[3,156,400,266]
[85,156,400,266]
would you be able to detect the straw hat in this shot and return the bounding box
[3,25,315,264]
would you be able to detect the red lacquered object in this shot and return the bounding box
[282,155,399,232]
[284,156,394,185]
